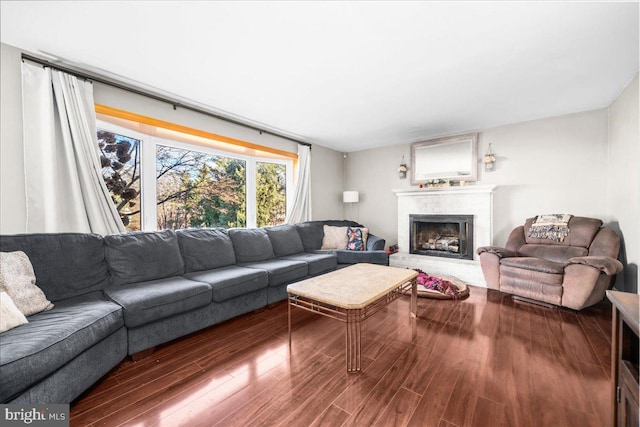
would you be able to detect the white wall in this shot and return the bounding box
[346,109,611,250]
[0,42,344,233]
[310,145,344,220]
[607,74,639,293]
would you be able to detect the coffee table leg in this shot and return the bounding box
[288,297,292,351]
[346,309,362,372]
[410,278,417,318]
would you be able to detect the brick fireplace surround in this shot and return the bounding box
[390,185,496,286]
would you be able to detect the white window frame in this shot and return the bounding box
[96,119,293,230]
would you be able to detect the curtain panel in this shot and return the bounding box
[285,145,312,224]
[21,63,125,235]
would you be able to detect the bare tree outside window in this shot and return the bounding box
[156,145,246,230]
[98,130,141,230]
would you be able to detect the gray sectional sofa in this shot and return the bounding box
[0,220,386,404]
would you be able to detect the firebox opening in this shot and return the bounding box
[410,214,474,260]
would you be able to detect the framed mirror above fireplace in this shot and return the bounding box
[410,214,474,260]
[410,133,478,184]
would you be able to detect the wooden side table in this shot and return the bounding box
[606,290,639,427]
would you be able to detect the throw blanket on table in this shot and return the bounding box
[528,214,573,242]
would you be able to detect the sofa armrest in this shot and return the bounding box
[367,234,386,251]
[333,250,389,266]
[566,256,623,276]
[477,246,518,258]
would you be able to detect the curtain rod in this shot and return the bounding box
[21,53,312,148]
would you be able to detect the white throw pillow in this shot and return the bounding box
[321,226,349,249]
[0,291,28,333]
[0,251,54,316]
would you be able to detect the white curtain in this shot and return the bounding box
[286,144,312,224]
[21,62,125,235]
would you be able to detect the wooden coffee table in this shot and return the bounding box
[287,263,418,372]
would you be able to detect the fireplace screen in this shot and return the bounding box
[410,214,474,260]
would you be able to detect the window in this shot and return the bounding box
[97,121,292,232]
[156,145,246,229]
[256,161,287,227]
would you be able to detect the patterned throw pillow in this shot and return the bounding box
[0,251,54,316]
[347,227,369,251]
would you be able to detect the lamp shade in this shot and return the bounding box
[343,191,359,203]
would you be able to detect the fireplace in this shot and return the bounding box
[410,214,474,260]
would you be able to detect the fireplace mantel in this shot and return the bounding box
[390,184,496,286]
[393,184,496,197]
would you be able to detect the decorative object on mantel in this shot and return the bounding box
[425,179,450,188]
[403,269,470,299]
[483,143,496,172]
[398,156,408,179]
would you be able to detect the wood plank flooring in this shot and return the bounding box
[70,286,612,427]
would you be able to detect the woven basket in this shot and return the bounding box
[404,274,470,300]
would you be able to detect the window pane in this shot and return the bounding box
[97,129,141,231]
[156,145,246,229]
[256,162,286,227]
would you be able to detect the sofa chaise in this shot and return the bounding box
[0,220,386,404]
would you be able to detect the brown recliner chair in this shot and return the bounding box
[477,216,623,310]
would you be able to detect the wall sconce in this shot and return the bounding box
[398,156,408,179]
[483,143,496,172]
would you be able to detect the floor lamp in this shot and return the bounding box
[343,191,359,220]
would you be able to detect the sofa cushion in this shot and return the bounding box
[0,233,109,301]
[239,259,308,287]
[228,228,275,262]
[500,257,565,274]
[184,266,269,302]
[0,251,54,316]
[265,225,304,257]
[177,228,236,273]
[500,264,563,286]
[518,244,588,263]
[295,222,324,251]
[105,230,184,287]
[0,292,123,402]
[279,253,337,276]
[104,277,211,328]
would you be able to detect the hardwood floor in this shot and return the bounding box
[70,286,612,427]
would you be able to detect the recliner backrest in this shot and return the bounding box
[506,216,617,264]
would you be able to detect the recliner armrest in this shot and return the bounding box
[477,246,518,258]
[367,234,385,251]
[566,256,623,276]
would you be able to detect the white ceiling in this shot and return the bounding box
[1,1,638,152]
